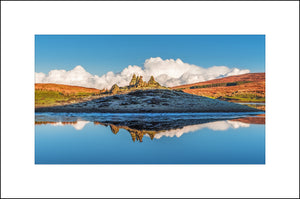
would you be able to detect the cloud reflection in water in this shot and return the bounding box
[152,120,250,139]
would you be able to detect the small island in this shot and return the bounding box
[35,74,261,113]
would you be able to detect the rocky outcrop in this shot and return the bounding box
[129,74,137,86]
[136,76,146,87]
[109,74,162,94]
[109,124,120,134]
[147,76,160,87]
[110,84,120,94]
[129,74,161,88]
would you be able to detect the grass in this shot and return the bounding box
[189,81,253,89]
[220,94,265,102]
[35,90,96,107]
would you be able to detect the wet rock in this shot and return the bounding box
[95,98,109,103]
[128,90,146,97]
[129,99,140,104]
[112,95,121,99]
[120,102,130,105]
[150,98,161,104]
[143,97,161,104]
[98,102,110,107]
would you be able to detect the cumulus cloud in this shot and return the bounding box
[35,57,250,89]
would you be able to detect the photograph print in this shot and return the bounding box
[35,35,265,164]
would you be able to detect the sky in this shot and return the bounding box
[35,35,265,89]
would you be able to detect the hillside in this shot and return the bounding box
[35,83,104,107]
[35,73,265,109]
[35,89,261,113]
[35,75,166,108]
[35,83,103,94]
[172,73,265,103]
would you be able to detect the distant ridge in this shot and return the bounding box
[172,73,265,103]
[35,83,102,94]
[172,73,265,89]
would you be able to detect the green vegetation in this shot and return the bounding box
[35,90,96,107]
[218,93,265,103]
[190,81,252,89]
[35,75,167,107]
[174,88,184,91]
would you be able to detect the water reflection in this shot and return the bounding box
[36,120,90,130]
[231,114,265,124]
[35,112,264,142]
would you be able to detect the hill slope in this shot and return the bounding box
[35,83,103,107]
[35,89,261,113]
[35,75,166,108]
[35,83,102,94]
[172,73,265,103]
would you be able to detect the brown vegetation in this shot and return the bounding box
[35,83,103,95]
[231,114,265,124]
[172,73,265,102]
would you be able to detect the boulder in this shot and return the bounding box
[148,76,160,87]
[110,84,120,94]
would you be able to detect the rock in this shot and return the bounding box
[98,102,110,107]
[149,97,161,104]
[147,76,160,87]
[122,74,164,91]
[129,74,137,86]
[110,84,120,94]
[136,76,145,87]
[109,124,119,134]
[112,95,120,99]
[129,99,140,104]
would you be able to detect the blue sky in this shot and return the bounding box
[35,35,265,75]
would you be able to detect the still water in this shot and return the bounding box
[35,112,265,164]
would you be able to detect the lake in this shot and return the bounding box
[35,112,265,164]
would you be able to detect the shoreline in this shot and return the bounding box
[35,89,262,113]
[35,108,263,113]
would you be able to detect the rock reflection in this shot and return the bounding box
[35,113,264,142]
[93,120,252,142]
[93,122,155,142]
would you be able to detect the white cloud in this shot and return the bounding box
[35,57,250,89]
[51,120,90,130]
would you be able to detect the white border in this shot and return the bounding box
[1,1,299,198]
